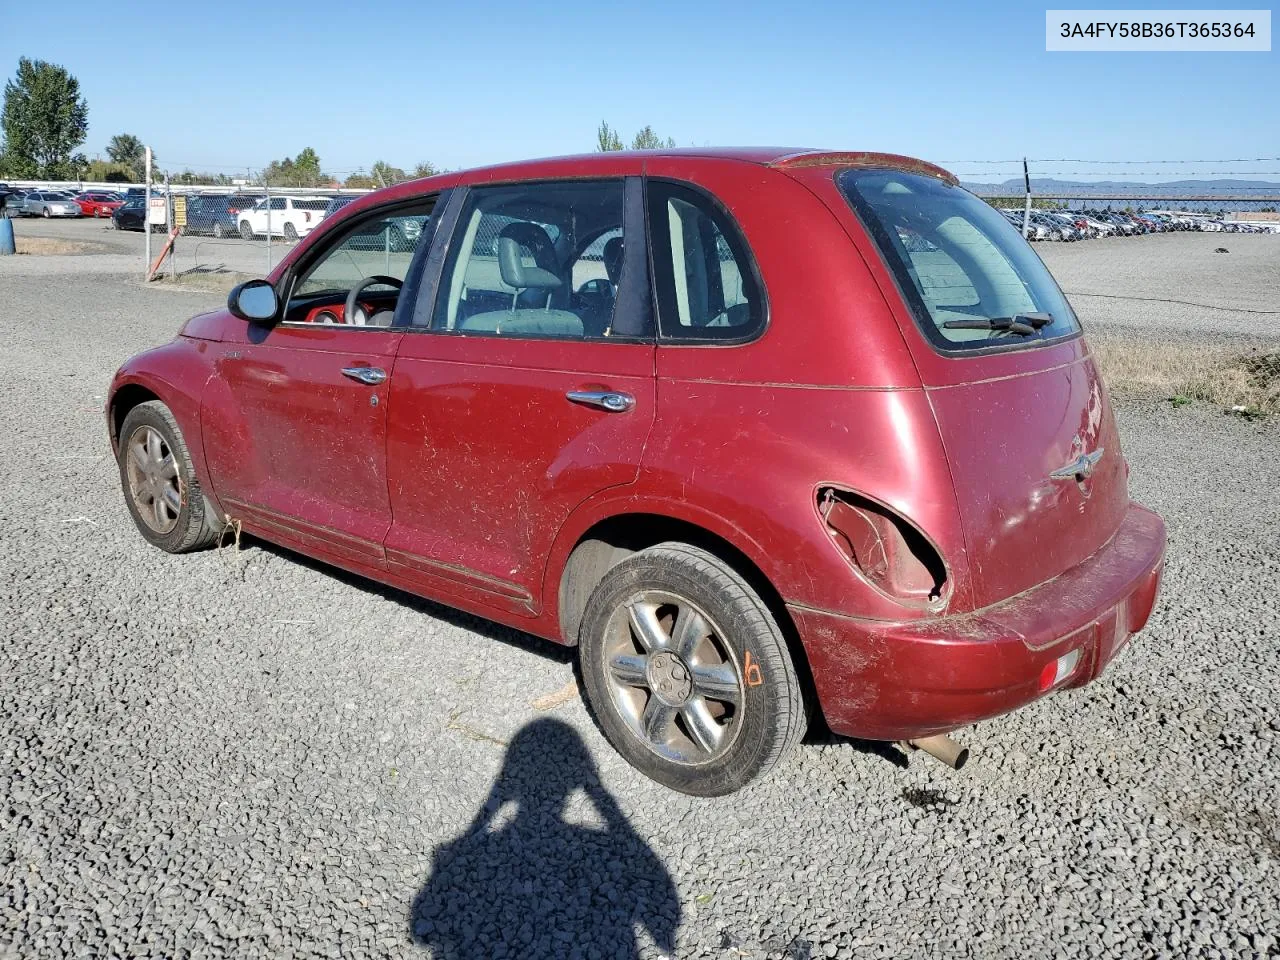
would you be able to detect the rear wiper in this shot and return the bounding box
[942,312,1053,335]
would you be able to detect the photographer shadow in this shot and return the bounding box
[409,718,679,959]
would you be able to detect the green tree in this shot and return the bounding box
[106,132,150,181]
[86,159,134,182]
[371,160,407,186]
[344,170,376,189]
[0,58,89,178]
[596,120,623,152]
[262,147,328,187]
[411,161,439,179]
[172,168,233,186]
[630,125,675,150]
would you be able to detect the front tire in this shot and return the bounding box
[239,221,253,240]
[577,543,807,796]
[117,401,221,553]
[283,222,298,242]
[42,207,51,218]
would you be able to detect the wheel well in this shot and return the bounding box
[109,384,160,449]
[558,513,817,710]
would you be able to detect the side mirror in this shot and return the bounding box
[228,279,278,322]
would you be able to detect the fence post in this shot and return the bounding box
[144,147,152,281]
[265,181,272,274]
[1021,158,1032,239]
[166,174,175,281]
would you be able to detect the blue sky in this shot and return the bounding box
[2,0,1276,183]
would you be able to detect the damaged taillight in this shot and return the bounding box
[819,488,947,606]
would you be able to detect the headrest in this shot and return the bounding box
[602,236,624,286]
[496,221,561,291]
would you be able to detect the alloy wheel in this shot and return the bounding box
[601,590,745,765]
[125,425,181,534]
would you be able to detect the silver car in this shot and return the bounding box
[22,191,82,218]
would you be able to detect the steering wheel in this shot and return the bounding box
[344,275,403,326]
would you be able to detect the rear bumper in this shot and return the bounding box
[789,502,1165,741]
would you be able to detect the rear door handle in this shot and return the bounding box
[566,390,635,413]
[342,366,387,385]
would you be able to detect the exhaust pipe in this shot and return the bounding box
[901,734,969,770]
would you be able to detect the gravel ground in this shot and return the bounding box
[1037,233,1280,337]
[2,258,1279,959]
[2,216,290,278]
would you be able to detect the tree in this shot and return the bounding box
[630,125,676,150]
[411,161,439,179]
[0,58,89,178]
[371,160,407,187]
[106,133,151,181]
[262,147,328,187]
[86,159,134,182]
[596,120,623,152]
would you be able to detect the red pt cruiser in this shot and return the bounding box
[107,149,1165,795]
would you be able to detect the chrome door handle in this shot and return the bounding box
[566,390,635,413]
[342,366,387,385]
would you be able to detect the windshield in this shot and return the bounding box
[838,169,1080,350]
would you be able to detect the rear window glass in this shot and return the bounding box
[839,170,1079,351]
[294,199,330,211]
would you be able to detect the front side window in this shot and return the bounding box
[433,180,637,340]
[285,200,437,324]
[647,181,763,342]
[839,169,1080,351]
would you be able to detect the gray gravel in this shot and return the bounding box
[2,255,1279,959]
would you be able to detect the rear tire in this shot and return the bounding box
[213,222,225,239]
[577,543,807,796]
[239,221,253,240]
[117,401,221,554]
[283,223,298,243]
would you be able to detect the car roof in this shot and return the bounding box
[324,147,958,229]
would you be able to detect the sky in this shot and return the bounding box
[2,0,1276,184]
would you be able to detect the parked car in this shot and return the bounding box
[322,196,356,220]
[184,193,265,238]
[21,190,82,218]
[1031,211,1078,240]
[106,149,1166,796]
[997,209,1049,240]
[112,197,148,231]
[76,191,125,218]
[0,187,23,216]
[237,196,330,241]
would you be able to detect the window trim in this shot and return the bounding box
[409,176,654,345]
[836,168,1083,359]
[274,192,444,330]
[644,177,768,347]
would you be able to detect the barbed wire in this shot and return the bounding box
[936,157,1280,164]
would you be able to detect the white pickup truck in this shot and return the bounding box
[237,196,330,242]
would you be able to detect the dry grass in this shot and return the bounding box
[151,268,255,294]
[14,236,96,255]
[1091,330,1280,415]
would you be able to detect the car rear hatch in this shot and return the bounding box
[832,166,1130,609]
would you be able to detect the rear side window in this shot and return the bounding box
[647,181,763,342]
[839,169,1080,351]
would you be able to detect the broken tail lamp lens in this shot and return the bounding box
[818,488,947,605]
[1038,647,1082,693]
